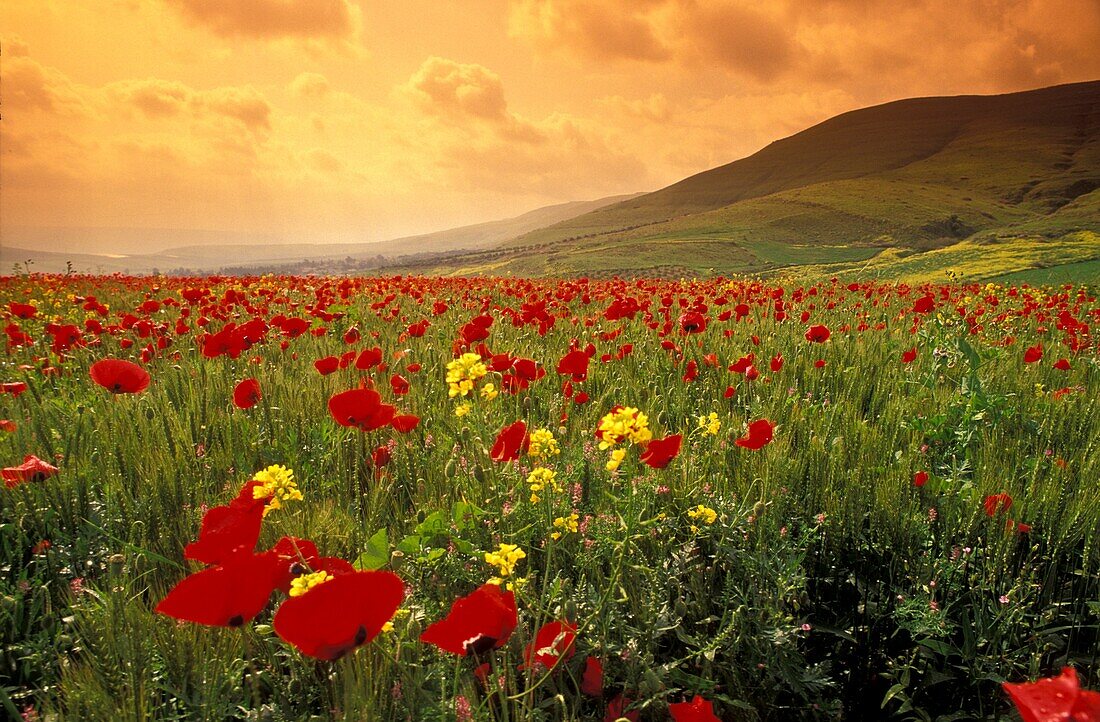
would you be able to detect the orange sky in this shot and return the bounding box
[3,0,1099,251]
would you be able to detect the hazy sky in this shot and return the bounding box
[4,0,1099,248]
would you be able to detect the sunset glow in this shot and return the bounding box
[3,0,1098,252]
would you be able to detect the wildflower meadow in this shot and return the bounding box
[1,273,1097,721]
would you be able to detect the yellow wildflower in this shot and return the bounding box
[687,505,718,528]
[252,464,302,514]
[454,402,471,417]
[480,383,498,401]
[697,412,721,436]
[446,353,487,398]
[551,512,579,540]
[597,406,652,450]
[528,428,560,458]
[606,448,627,471]
[485,543,526,584]
[527,467,560,502]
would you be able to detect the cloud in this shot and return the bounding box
[105,79,272,131]
[509,0,1100,92]
[289,72,331,99]
[403,56,510,122]
[162,0,359,41]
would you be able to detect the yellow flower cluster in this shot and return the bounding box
[697,412,721,436]
[597,407,652,450]
[526,467,561,503]
[485,543,526,585]
[480,383,499,401]
[252,464,303,514]
[289,570,332,597]
[528,428,560,459]
[454,402,471,417]
[551,512,579,540]
[687,504,718,533]
[446,352,488,398]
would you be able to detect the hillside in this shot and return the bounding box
[412,81,1100,281]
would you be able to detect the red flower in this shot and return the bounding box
[814,359,827,368]
[491,421,529,462]
[1053,358,1071,371]
[581,656,604,697]
[805,325,831,343]
[1003,667,1100,722]
[640,435,682,469]
[355,346,384,370]
[420,583,518,656]
[389,374,409,396]
[233,378,262,409]
[372,445,393,468]
[89,359,150,394]
[8,302,37,319]
[2,454,60,489]
[391,414,420,433]
[273,570,404,660]
[0,420,15,433]
[314,356,340,375]
[770,353,784,372]
[678,311,707,334]
[735,419,774,450]
[1,382,28,397]
[913,471,929,487]
[913,296,935,314]
[669,695,721,722]
[328,388,396,431]
[556,349,591,382]
[605,694,639,722]
[1023,344,1043,364]
[983,493,1013,517]
[902,348,918,364]
[523,619,576,671]
[183,485,267,565]
[156,552,282,627]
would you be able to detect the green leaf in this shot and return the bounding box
[353,528,389,571]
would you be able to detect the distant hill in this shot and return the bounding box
[411,81,1100,282]
[0,193,643,274]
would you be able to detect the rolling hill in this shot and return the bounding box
[408,81,1100,282]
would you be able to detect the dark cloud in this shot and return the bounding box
[163,0,358,41]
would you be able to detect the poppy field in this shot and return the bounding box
[1,273,1097,721]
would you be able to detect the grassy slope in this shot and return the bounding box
[427,81,1100,281]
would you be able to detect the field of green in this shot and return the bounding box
[1,274,1097,721]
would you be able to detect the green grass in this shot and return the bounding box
[1,273,1097,721]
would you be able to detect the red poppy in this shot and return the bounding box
[805,325,831,343]
[682,359,699,383]
[2,454,60,489]
[420,583,518,656]
[524,619,576,671]
[155,552,282,627]
[1023,344,1043,364]
[233,378,262,409]
[273,570,404,660]
[735,419,774,450]
[605,694,639,722]
[984,493,1013,517]
[314,356,340,375]
[913,296,935,314]
[89,359,150,394]
[729,354,754,374]
[640,435,682,469]
[669,695,721,722]
[814,359,827,369]
[556,349,591,381]
[1053,358,1071,371]
[390,374,409,396]
[0,420,15,433]
[1003,667,1100,722]
[491,421,529,462]
[902,348,918,364]
[355,346,384,370]
[1,382,28,397]
[678,311,707,334]
[913,471,928,487]
[391,414,420,433]
[184,482,268,565]
[328,388,396,431]
[581,656,603,697]
[8,302,37,319]
[372,445,393,468]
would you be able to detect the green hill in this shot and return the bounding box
[414,81,1100,281]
